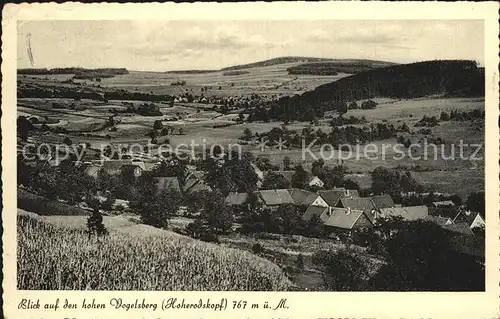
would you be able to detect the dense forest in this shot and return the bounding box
[18,67,129,78]
[287,61,394,75]
[247,60,485,122]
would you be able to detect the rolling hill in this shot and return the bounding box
[301,60,484,103]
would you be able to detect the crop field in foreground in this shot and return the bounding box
[17,213,293,291]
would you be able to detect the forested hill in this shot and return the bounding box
[221,56,332,71]
[301,60,484,104]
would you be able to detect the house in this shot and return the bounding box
[307,176,324,188]
[225,192,250,211]
[323,207,373,234]
[337,197,378,223]
[443,222,475,236]
[378,205,429,221]
[432,200,455,208]
[302,206,330,222]
[370,194,395,210]
[453,209,485,229]
[101,160,128,176]
[256,189,294,208]
[276,171,295,184]
[183,171,211,195]
[289,188,327,207]
[317,189,348,207]
[81,162,102,179]
[154,177,181,193]
[425,215,453,226]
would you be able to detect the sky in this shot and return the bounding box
[17,20,484,71]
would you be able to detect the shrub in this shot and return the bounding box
[252,243,263,254]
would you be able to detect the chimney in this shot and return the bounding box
[346,207,351,215]
[280,162,284,171]
[329,206,332,216]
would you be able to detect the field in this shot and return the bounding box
[17,210,293,290]
[98,63,350,98]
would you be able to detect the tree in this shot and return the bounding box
[466,191,485,215]
[242,128,253,141]
[291,165,309,189]
[283,156,292,170]
[361,100,377,110]
[440,111,450,121]
[17,116,34,141]
[201,190,233,234]
[371,166,402,198]
[312,249,368,291]
[400,171,418,192]
[370,220,484,291]
[348,101,359,109]
[133,181,182,229]
[344,179,360,191]
[63,136,72,146]
[320,165,346,189]
[261,171,290,190]
[153,120,163,130]
[295,254,305,270]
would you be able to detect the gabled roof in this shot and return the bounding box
[443,222,474,236]
[289,188,319,206]
[453,209,485,226]
[102,160,129,173]
[257,189,294,206]
[317,189,345,206]
[371,194,395,209]
[323,208,365,230]
[82,163,102,177]
[276,171,295,183]
[345,174,372,189]
[339,197,377,222]
[379,205,429,221]
[425,215,453,226]
[225,192,248,206]
[302,205,328,222]
[154,177,181,193]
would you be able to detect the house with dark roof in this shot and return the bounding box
[378,205,429,221]
[453,209,485,229]
[154,177,181,193]
[276,171,295,184]
[323,207,373,234]
[371,194,395,210]
[337,197,378,223]
[256,189,294,208]
[443,222,475,236]
[289,188,327,207]
[182,171,211,195]
[302,206,330,222]
[425,215,453,227]
[317,189,348,207]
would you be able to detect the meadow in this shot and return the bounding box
[17,211,293,291]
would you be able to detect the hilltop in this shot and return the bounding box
[301,59,484,103]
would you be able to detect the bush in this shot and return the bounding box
[361,100,377,110]
[252,243,263,254]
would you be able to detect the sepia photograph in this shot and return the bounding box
[14,17,489,293]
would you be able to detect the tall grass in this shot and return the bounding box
[17,214,292,291]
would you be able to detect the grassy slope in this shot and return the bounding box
[17,210,293,291]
